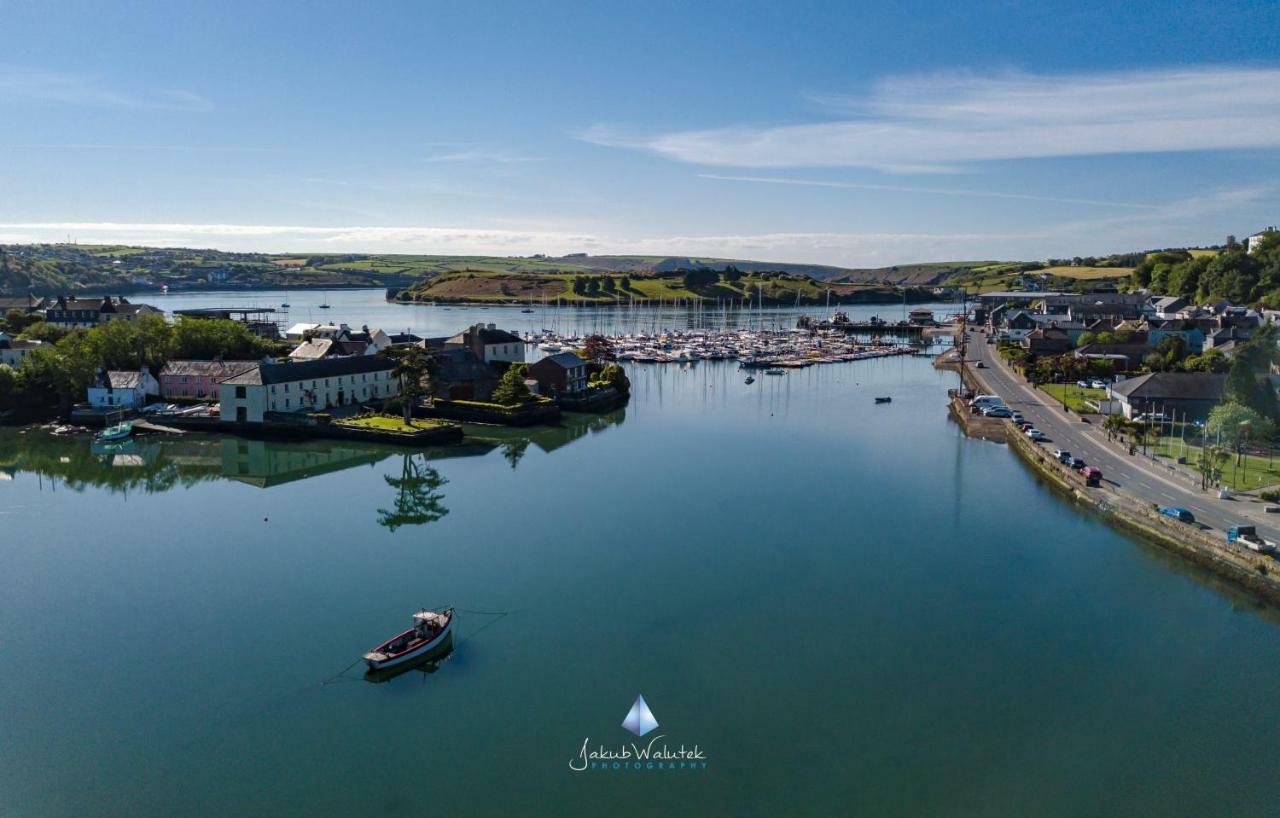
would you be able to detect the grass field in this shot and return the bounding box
[335,415,443,433]
[1147,435,1280,491]
[1040,384,1107,412]
[1038,265,1133,280]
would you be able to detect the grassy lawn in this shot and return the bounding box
[1040,384,1107,412]
[1037,265,1133,280]
[335,415,443,433]
[1145,434,1280,491]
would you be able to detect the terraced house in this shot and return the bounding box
[218,356,399,423]
[159,360,260,399]
[44,295,162,329]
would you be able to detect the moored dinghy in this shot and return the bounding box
[364,607,455,670]
[874,396,892,404]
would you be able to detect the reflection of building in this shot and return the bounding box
[220,437,397,487]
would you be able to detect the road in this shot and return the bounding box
[963,329,1280,542]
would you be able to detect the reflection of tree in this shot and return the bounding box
[377,454,449,532]
[501,439,529,470]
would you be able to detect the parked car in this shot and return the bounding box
[1159,507,1196,524]
[1076,379,1090,388]
[1053,449,1071,461]
[1227,525,1277,554]
[1089,379,1107,389]
[983,407,1012,418]
[975,361,986,368]
[1081,466,1103,485]
[1018,421,1034,431]
[1070,457,1086,469]
[1026,428,1045,441]
[1010,412,1024,422]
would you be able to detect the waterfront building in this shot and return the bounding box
[158,360,259,399]
[447,323,525,364]
[45,295,162,329]
[527,352,589,395]
[218,356,399,423]
[87,368,160,409]
[430,346,500,401]
[0,333,44,367]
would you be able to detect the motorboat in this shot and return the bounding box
[363,608,455,670]
[96,421,134,442]
[874,397,892,404]
[744,376,755,384]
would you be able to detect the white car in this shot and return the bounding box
[1026,428,1045,441]
[1089,379,1107,389]
[1011,412,1024,422]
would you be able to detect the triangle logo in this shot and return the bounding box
[621,694,659,737]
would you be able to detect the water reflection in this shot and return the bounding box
[378,455,449,532]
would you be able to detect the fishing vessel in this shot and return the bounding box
[96,420,134,442]
[363,608,454,670]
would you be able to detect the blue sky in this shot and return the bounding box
[1,0,1278,266]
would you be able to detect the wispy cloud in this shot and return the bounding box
[0,66,212,111]
[582,66,1280,172]
[0,185,1272,265]
[697,173,1160,209]
[419,142,544,164]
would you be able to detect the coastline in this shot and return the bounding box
[959,355,1280,605]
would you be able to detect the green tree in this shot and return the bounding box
[591,362,630,394]
[580,334,614,363]
[491,362,532,404]
[1207,402,1273,465]
[171,317,272,360]
[387,347,435,425]
[1,308,40,335]
[1182,349,1230,373]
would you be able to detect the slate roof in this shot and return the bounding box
[1110,372,1226,401]
[431,347,498,383]
[104,371,145,389]
[539,352,587,370]
[222,355,395,386]
[160,360,258,378]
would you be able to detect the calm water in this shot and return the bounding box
[4,307,1280,815]
[147,286,954,339]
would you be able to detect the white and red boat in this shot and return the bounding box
[363,608,454,670]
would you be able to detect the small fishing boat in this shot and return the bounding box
[744,376,755,384]
[96,421,134,442]
[765,368,785,376]
[363,608,454,670]
[521,308,534,313]
[874,396,892,404]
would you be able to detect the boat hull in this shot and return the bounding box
[364,616,454,670]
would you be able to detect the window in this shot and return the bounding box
[235,386,246,399]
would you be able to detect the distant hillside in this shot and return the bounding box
[393,268,937,306]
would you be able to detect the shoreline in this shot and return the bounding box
[958,354,1280,606]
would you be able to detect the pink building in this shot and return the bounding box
[159,360,259,400]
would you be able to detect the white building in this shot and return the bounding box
[0,333,44,368]
[1247,227,1276,254]
[219,356,400,423]
[86,368,160,410]
[447,323,525,364]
